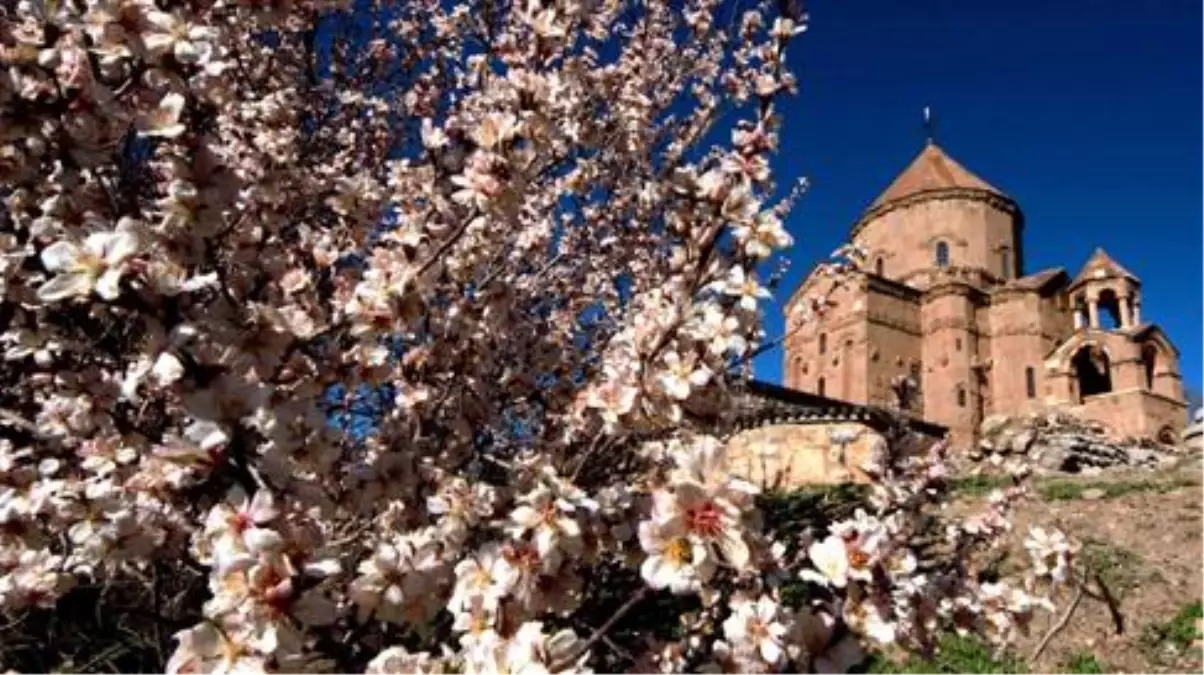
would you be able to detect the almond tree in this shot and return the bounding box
[0,1,1071,672]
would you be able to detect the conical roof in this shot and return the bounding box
[1070,248,1139,288]
[867,142,1007,210]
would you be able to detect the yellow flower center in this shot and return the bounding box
[666,537,692,566]
[220,633,246,664]
[74,250,105,276]
[473,567,493,588]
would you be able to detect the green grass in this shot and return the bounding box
[951,474,1016,496]
[862,635,1102,668]
[1140,600,1203,663]
[1060,651,1106,674]
[1081,539,1143,598]
[862,635,1030,668]
[952,474,1199,502]
[1038,481,1086,500]
[1038,476,1200,502]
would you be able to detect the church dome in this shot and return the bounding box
[851,141,1018,240]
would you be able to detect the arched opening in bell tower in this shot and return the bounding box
[1096,289,1122,330]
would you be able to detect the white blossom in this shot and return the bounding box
[0,3,1067,671]
[722,594,789,665]
[37,225,140,302]
[800,535,849,588]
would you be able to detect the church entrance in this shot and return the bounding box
[1072,346,1112,401]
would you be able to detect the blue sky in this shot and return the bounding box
[751,0,1202,393]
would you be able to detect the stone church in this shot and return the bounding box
[780,140,1188,450]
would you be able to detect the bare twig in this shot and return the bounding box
[598,633,635,662]
[0,408,49,441]
[572,619,636,662]
[415,209,479,278]
[0,408,36,431]
[551,586,649,672]
[1087,568,1126,635]
[1030,583,1086,662]
[570,433,624,481]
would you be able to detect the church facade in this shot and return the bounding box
[783,141,1187,449]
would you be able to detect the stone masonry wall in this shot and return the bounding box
[854,197,1019,287]
[784,280,869,401]
[985,292,1056,417]
[864,283,923,409]
[919,286,980,448]
[1072,389,1186,440]
[724,422,884,488]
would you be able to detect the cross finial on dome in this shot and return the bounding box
[923,105,936,145]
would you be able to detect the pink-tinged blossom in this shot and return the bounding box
[141,92,188,139]
[0,2,1070,671]
[649,482,751,573]
[722,594,789,666]
[801,535,850,588]
[658,351,713,401]
[195,488,283,576]
[37,225,140,302]
[366,647,448,674]
[639,518,715,594]
[166,622,266,674]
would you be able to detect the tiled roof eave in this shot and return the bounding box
[1066,271,1142,291]
[725,381,948,440]
[727,408,877,434]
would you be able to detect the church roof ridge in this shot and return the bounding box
[1070,247,1139,287]
[866,142,1008,211]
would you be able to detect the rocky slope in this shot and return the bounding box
[972,412,1185,474]
[950,455,1203,673]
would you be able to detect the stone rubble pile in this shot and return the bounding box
[972,411,1182,473]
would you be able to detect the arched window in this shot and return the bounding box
[875,257,885,276]
[1142,344,1157,390]
[817,377,826,397]
[818,333,827,355]
[999,248,1012,278]
[956,385,966,408]
[935,241,950,268]
[1025,367,1036,399]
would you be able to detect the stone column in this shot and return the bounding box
[1087,298,1100,329]
[1118,294,1133,328]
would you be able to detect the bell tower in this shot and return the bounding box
[1068,248,1141,331]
